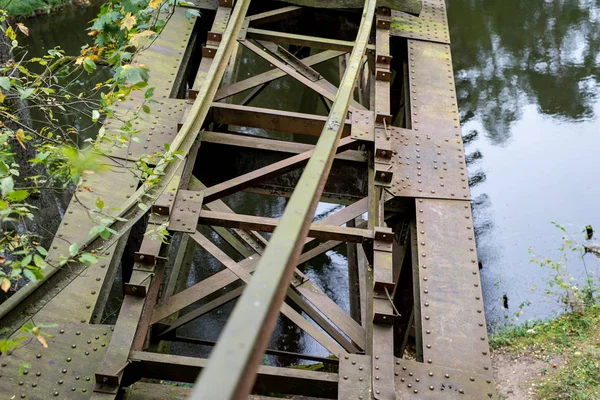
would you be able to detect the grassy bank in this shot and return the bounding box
[491,305,600,399]
[0,0,77,18]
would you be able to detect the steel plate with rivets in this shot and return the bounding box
[101,98,187,162]
[0,323,113,400]
[388,127,469,200]
[395,359,497,399]
[338,353,371,400]
[137,8,197,99]
[372,324,395,399]
[415,198,492,377]
[391,0,450,44]
[407,40,461,139]
[350,109,374,142]
[388,39,469,200]
[35,158,139,324]
[168,190,205,233]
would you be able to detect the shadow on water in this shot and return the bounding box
[448,0,600,329]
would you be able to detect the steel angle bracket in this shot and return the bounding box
[94,373,120,393]
[375,162,393,187]
[134,227,164,266]
[376,54,392,67]
[373,296,395,325]
[124,283,148,297]
[202,45,218,59]
[168,190,204,233]
[375,113,392,125]
[152,192,175,216]
[376,68,392,81]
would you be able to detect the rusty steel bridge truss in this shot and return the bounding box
[0,0,497,399]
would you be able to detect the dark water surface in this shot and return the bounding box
[448,0,600,327]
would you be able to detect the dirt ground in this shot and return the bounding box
[492,351,564,400]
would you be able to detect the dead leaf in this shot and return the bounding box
[16,23,29,36]
[148,0,162,9]
[36,335,48,348]
[120,12,136,31]
[129,30,154,48]
[15,129,26,149]
[1,278,10,292]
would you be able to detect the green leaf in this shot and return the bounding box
[34,255,46,269]
[79,253,98,265]
[83,58,97,74]
[92,110,100,122]
[1,176,14,196]
[138,203,149,211]
[5,190,29,202]
[144,87,154,99]
[89,225,104,238]
[96,197,104,210]
[69,242,79,257]
[0,162,9,177]
[0,77,10,91]
[23,269,37,282]
[28,266,44,280]
[119,64,150,86]
[21,254,32,267]
[142,104,150,114]
[36,246,48,256]
[99,228,111,240]
[18,88,35,100]
[185,9,201,19]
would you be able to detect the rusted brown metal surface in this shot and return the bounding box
[0,0,498,399]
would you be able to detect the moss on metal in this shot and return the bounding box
[278,0,422,15]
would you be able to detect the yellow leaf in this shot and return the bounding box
[148,0,162,9]
[120,12,137,31]
[1,278,10,292]
[36,335,48,349]
[75,56,86,66]
[16,129,26,149]
[129,30,154,48]
[17,23,29,36]
[5,26,16,41]
[0,89,4,104]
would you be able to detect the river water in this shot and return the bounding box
[448,0,600,328]
[15,0,600,350]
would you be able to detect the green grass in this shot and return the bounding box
[491,305,600,399]
[0,0,72,18]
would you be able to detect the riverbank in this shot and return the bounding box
[491,305,600,399]
[1,0,92,19]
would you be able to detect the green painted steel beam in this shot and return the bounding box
[189,0,378,399]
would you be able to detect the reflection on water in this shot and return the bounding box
[448,0,600,328]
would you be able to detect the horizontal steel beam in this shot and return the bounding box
[247,28,373,52]
[129,351,338,399]
[209,103,352,136]
[197,210,373,242]
[200,131,366,162]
